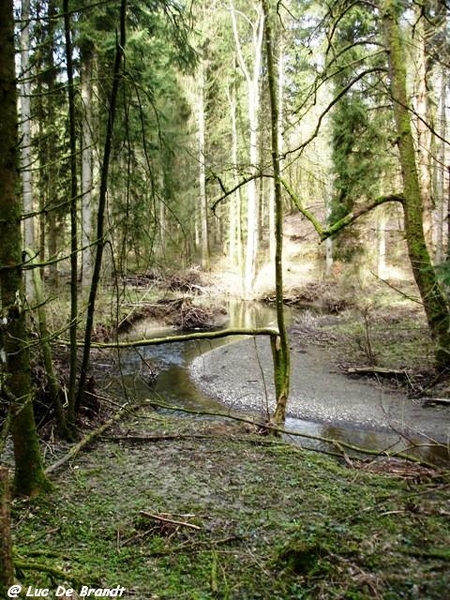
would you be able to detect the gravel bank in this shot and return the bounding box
[190,336,450,442]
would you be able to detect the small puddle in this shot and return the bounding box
[114,300,449,466]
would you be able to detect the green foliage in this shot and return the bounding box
[327,1,393,261]
[434,261,450,292]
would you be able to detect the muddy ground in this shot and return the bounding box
[9,271,450,599]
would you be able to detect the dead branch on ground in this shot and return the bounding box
[45,400,142,475]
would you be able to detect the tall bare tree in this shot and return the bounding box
[230,0,264,297]
[262,0,290,426]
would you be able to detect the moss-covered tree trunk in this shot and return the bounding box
[0,0,50,496]
[383,0,450,367]
[0,466,13,594]
[262,0,290,426]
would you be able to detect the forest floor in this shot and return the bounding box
[13,410,450,600]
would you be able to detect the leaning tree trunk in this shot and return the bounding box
[383,0,450,367]
[0,0,50,497]
[76,0,127,411]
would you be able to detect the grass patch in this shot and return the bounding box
[12,413,450,599]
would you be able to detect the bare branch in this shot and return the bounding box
[280,176,404,240]
[285,66,386,160]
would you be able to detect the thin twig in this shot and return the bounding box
[139,511,201,530]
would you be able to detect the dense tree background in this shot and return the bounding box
[12,0,450,294]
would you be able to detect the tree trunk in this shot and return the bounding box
[197,53,209,267]
[268,43,284,266]
[43,0,61,286]
[24,251,72,439]
[227,79,243,285]
[81,43,95,287]
[435,64,447,264]
[230,1,264,298]
[0,466,13,595]
[0,0,50,497]
[412,7,433,252]
[76,0,127,410]
[262,0,290,426]
[63,0,79,425]
[19,0,34,297]
[383,0,450,367]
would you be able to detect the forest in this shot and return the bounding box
[1,0,450,598]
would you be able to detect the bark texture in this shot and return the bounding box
[383,0,450,367]
[262,0,290,426]
[0,0,50,496]
[0,466,13,594]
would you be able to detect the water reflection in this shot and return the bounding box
[284,418,449,466]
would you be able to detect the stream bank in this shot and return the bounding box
[113,298,449,465]
[190,335,450,463]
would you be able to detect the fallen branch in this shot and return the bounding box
[45,401,140,475]
[101,433,225,442]
[139,511,201,530]
[146,399,442,469]
[143,535,240,557]
[421,397,450,407]
[13,559,86,587]
[346,366,411,377]
[402,547,450,560]
[60,327,279,350]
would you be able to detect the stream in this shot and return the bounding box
[114,300,449,466]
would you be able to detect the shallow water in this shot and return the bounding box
[115,300,449,466]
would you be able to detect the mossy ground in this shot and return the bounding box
[12,411,450,599]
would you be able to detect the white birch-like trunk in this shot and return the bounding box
[435,65,447,264]
[269,43,285,266]
[20,0,34,296]
[227,82,243,283]
[158,198,166,258]
[413,10,433,251]
[81,52,94,286]
[197,55,209,267]
[230,2,264,298]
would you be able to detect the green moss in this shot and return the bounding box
[11,415,450,599]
